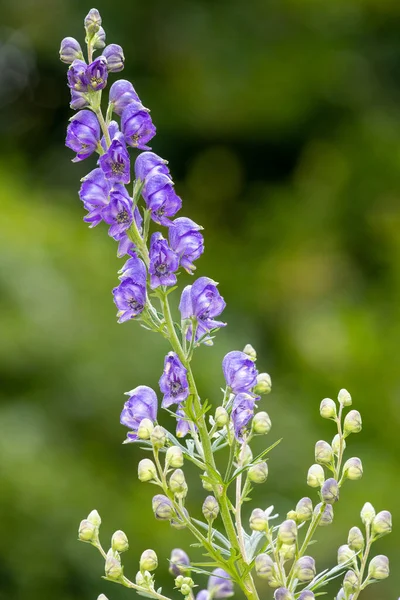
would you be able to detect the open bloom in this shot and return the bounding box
[86,56,108,91]
[79,168,111,227]
[207,569,234,598]
[149,232,179,289]
[222,351,258,394]
[65,110,100,162]
[142,173,182,226]
[231,393,258,441]
[120,385,158,441]
[176,407,190,438]
[102,185,133,238]
[159,352,189,407]
[119,254,147,284]
[179,277,226,343]
[121,101,156,149]
[135,151,170,181]
[169,217,204,274]
[67,59,88,91]
[99,132,131,184]
[112,278,146,322]
[109,79,140,116]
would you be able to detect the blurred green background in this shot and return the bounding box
[0,0,399,598]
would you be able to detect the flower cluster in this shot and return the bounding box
[62,10,392,600]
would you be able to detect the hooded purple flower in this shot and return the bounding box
[102,44,125,72]
[70,89,89,110]
[135,151,170,181]
[121,101,156,150]
[159,352,189,407]
[66,110,101,162]
[120,385,157,441]
[142,173,182,226]
[119,254,147,284]
[222,351,258,394]
[169,548,190,577]
[113,278,146,323]
[67,59,88,91]
[98,132,131,184]
[102,184,133,237]
[60,37,83,64]
[231,393,258,441]
[196,592,208,600]
[115,232,136,258]
[169,217,204,274]
[109,79,141,116]
[149,232,179,289]
[79,167,111,227]
[100,120,120,152]
[207,569,234,599]
[86,56,108,91]
[179,277,226,343]
[176,407,190,438]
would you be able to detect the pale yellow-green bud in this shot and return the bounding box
[78,519,97,542]
[180,584,191,595]
[338,388,352,406]
[320,398,337,419]
[105,549,123,580]
[361,502,376,526]
[279,543,296,561]
[344,410,362,436]
[138,458,157,482]
[215,406,229,427]
[242,445,253,465]
[294,556,316,582]
[343,570,358,594]
[140,549,158,572]
[248,461,268,484]
[169,469,188,498]
[348,526,364,551]
[254,373,272,395]
[368,555,389,580]
[166,446,184,468]
[252,411,271,435]
[151,425,166,448]
[249,508,268,532]
[337,544,356,565]
[175,575,184,587]
[243,343,257,360]
[254,553,274,579]
[111,530,129,553]
[295,497,313,523]
[307,464,325,488]
[278,519,297,545]
[343,457,363,481]
[202,472,214,491]
[87,509,101,527]
[331,434,346,455]
[372,511,392,537]
[137,418,154,440]
[136,571,145,586]
[202,496,219,522]
[287,510,297,521]
[315,440,334,465]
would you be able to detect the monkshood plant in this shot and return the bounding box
[60,9,392,600]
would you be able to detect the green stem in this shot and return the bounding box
[352,527,373,600]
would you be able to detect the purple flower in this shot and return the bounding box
[169,548,190,577]
[102,44,125,72]
[159,352,189,408]
[222,351,258,394]
[121,101,156,150]
[142,173,182,226]
[231,393,257,441]
[176,407,190,438]
[98,133,131,184]
[120,385,157,441]
[135,152,170,181]
[65,110,100,162]
[109,79,141,116]
[169,217,204,274]
[67,59,88,92]
[196,592,208,600]
[119,254,147,283]
[149,232,179,289]
[179,277,226,343]
[113,278,146,323]
[70,89,89,110]
[79,167,111,227]
[100,120,120,152]
[115,232,136,258]
[60,37,83,64]
[102,185,133,238]
[207,569,234,599]
[86,56,108,91]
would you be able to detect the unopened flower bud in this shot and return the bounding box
[78,519,97,542]
[321,478,339,503]
[252,411,272,435]
[295,497,313,523]
[274,588,294,600]
[135,571,145,586]
[202,496,219,522]
[320,398,337,419]
[180,584,192,595]
[315,440,334,465]
[361,502,375,526]
[140,549,158,572]
[248,461,268,484]
[344,410,362,436]
[152,494,175,520]
[215,406,229,427]
[336,589,345,600]
[348,526,364,551]
[279,543,296,561]
[332,434,346,455]
[97,595,108,600]
[249,508,268,532]
[202,472,214,492]
[254,553,274,579]
[151,425,166,448]
[175,575,184,588]
[242,445,253,465]
[368,555,389,580]
[343,570,358,594]
[93,27,106,50]
[169,469,188,498]
[287,510,297,520]
[138,458,157,482]
[337,544,356,565]
[298,592,315,600]
[169,548,190,577]
[307,464,325,488]
[338,388,352,406]
[102,44,125,73]
[343,457,363,481]
[84,8,102,36]
[243,344,257,360]
[105,548,123,580]
[315,502,334,526]
[166,446,184,468]
[111,530,129,553]
[372,511,392,537]
[254,373,272,395]
[60,37,83,64]
[137,418,154,440]
[87,509,101,527]
[294,556,316,582]
[171,508,189,530]
[278,519,297,545]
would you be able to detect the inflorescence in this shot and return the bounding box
[60,9,392,600]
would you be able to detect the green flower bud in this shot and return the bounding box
[87,509,101,527]
[151,425,166,448]
[254,553,274,579]
[307,464,325,488]
[338,388,352,406]
[361,502,376,526]
[249,508,268,532]
[343,570,358,594]
[137,418,154,440]
[248,461,269,484]
[252,411,272,435]
[287,510,297,521]
[136,571,145,586]
[166,446,184,469]
[242,445,253,465]
[332,434,346,456]
[254,373,272,395]
[368,555,389,580]
[343,410,362,436]
[315,440,334,465]
[78,519,97,542]
[111,530,129,553]
[295,497,313,523]
[202,472,214,492]
[337,544,356,565]
[92,27,106,50]
[343,457,363,481]
[278,519,297,545]
[138,458,157,482]
[84,8,102,36]
[279,543,296,561]
[140,549,158,572]
[320,398,337,419]
[321,478,339,503]
[180,584,191,595]
[294,556,316,582]
[347,526,364,551]
[169,469,188,499]
[372,511,392,537]
[105,548,123,580]
[152,494,175,521]
[243,343,257,360]
[315,502,334,526]
[215,406,229,427]
[202,495,219,522]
